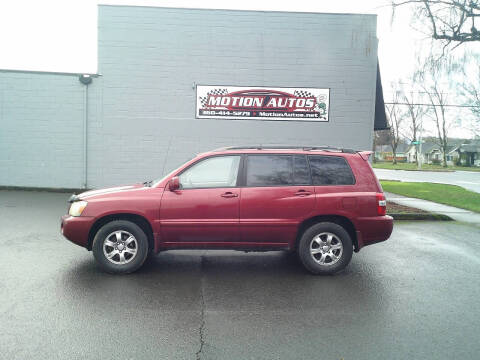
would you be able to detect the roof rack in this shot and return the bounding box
[215,145,356,153]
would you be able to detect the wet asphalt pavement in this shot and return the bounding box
[1,190,480,360]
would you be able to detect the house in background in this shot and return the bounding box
[426,144,460,165]
[405,141,439,164]
[405,139,479,166]
[373,136,480,166]
[375,143,409,162]
[447,140,480,166]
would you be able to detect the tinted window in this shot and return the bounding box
[246,155,293,186]
[293,155,311,185]
[308,155,355,185]
[179,156,240,189]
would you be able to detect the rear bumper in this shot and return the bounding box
[61,215,94,249]
[355,215,393,251]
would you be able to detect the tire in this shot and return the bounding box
[92,220,149,274]
[297,222,353,275]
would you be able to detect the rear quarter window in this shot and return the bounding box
[308,155,355,185]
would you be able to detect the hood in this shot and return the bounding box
[69,183,144,202]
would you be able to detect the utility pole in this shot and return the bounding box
[411,123,423,170]
[418,133,422,170]
[417,121,423,170]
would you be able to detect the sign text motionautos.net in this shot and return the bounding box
[196,86,329,121]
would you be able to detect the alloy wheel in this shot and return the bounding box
[310,232,343,266]
[103,230,138,265]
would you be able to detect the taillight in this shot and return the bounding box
[376,193,387,216]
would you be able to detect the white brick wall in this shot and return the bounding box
[0,6,377,189]
[0,71,85,188]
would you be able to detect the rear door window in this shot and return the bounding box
[308,155,355,185]
[246,155,293,186]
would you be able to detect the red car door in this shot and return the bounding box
[160,155,241,246]
[240,154,316,246]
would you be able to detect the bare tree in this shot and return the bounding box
[392,0,480,137]
[422,80,450,167]
[392,0,480,47]
[461,77,480,136]
[386,89,406,164]
[458,52,480,135]
[401,88,427,163]
[373,129,392,163]
[463,76,480,117]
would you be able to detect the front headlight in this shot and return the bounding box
[69,201,88,217]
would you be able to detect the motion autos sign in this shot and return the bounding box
[196,86,329,121]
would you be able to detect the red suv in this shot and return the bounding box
[61,146,393,275]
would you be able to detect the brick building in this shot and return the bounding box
[0,5,387,189]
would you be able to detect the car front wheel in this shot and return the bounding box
[92,220,149,274]
[298,222,353,275]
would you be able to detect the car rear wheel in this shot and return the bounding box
[298,222,353,275]
[92,220,149,274]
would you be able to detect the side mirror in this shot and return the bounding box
[168,176,180,191]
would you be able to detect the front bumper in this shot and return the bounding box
[61,215,95,249]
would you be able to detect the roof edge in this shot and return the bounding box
[98,3,377,17]
[0,68,100,77]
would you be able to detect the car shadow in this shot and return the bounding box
[60,250,389,313]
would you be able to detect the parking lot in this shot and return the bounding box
[1,189,480,360]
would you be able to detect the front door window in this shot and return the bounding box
[179,156,240,189]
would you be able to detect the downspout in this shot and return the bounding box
[79,75,92,189]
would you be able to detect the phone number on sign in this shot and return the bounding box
[200,110,251,116]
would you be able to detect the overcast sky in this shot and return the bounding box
[0,0,475,138]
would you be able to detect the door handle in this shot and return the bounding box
[295,190,312,196]
[221,192,238,198]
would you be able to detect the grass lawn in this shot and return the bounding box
[380,181,480,213]
[372,162,480,172]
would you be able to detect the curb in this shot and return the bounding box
[373,167,454,172]
[388,213,453,221]
[396,169,454,173]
